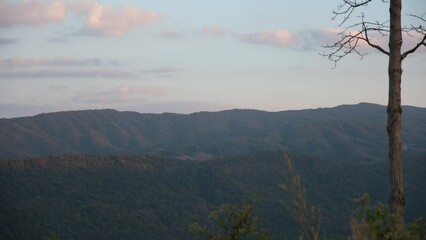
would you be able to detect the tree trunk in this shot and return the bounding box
[388,0,404,225]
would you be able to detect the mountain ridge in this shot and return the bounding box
[1,102,425,160]
[1,102,417,120]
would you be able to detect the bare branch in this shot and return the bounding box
[332,0,372,26]
[323,13,389,67]
[406,13,426,23]
[402,33,426,59]
[321,29,369,68]
[326,1,424,66]
[403,13,426,35]
[401,13,426,59]
[361,22,390,55]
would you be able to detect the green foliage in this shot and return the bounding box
[47,233,59,240]
[350,194,426,240]
[190,198,270,240]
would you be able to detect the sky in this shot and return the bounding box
[0,0,425,118]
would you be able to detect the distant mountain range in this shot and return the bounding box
[1,102,426,160]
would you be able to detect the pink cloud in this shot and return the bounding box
[0,0,66,27]
[236,30,295,48]
[71,2,161,37]
[0,1,161,37]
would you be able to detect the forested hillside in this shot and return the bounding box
[1,103,426,160]
[1,152,425,239]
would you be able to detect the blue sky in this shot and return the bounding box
[1,0,425,118]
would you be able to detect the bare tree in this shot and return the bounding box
[323,0,426,227]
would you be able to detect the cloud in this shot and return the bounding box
[0,37,19,45]
[0,1,161,37]
[295,28,388,52]
[159,29,183,39]
[0,57,114,68]
[118,85,166,97]
[70,2,161,37]
[199,26,297,48]
[46,35,70,43]
[202,25,228,36]
[75,85,166,106]
[139,67,183,74]
[0,69,136,79]
[0,0,66,27]
[298,28,341,50]
[235,30,295,48]
[159,25,229,40]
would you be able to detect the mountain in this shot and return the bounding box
[1,103,426,160]
[1,103,426,239]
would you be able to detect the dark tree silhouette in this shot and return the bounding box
[323,0,426,227]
